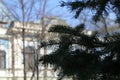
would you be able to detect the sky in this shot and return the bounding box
[46,0,80,27]
[2,0,80,27]
[46,0,117,28]
[2,0,117,28]
[49,0,117,29]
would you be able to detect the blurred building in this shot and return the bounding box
[0,2,68,80]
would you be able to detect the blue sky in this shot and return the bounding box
[46,0,116,28]
[47,0,117,29]
[46,0,80,27]
[2,0,116,28]
[2,0,80,27]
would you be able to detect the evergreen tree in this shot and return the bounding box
[39,24,101,80]
[39,0,120,80]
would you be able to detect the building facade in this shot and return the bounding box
[0,2,68,80]
[0,18,68,80]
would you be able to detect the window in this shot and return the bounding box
[24,46,35,71]
[0,39,8,69]
[0,50,6,69]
